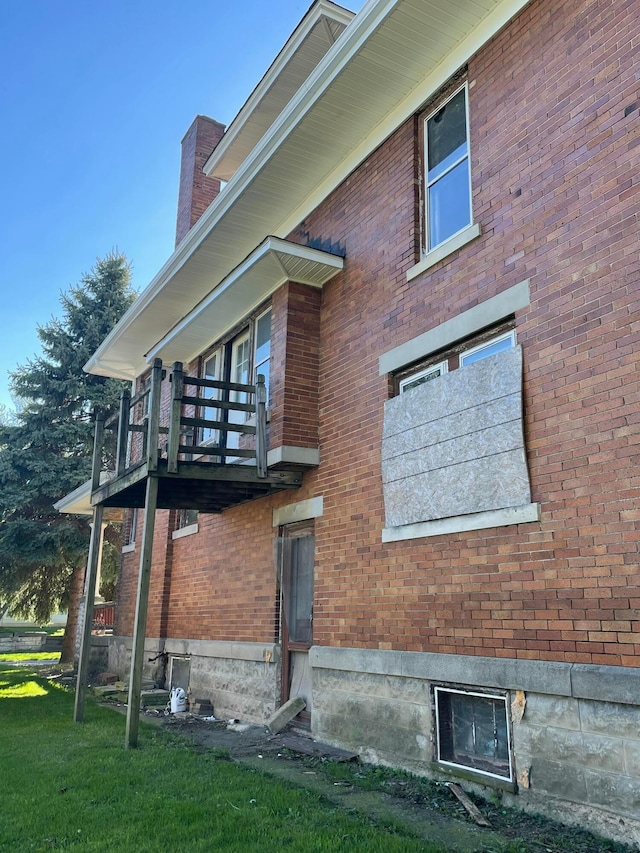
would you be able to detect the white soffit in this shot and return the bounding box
[54,473,114,515]
[148,237,343,366]
[54,480,94,516]
[205,1,355,182]
[85,0,531,381]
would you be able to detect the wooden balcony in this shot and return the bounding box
[89,358,302,513]
[77,358,305,746]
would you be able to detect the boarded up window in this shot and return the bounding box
[382,346,530,527]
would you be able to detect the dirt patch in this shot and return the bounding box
[149,712,633,853]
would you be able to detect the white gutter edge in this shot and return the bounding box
[83,0,398,378]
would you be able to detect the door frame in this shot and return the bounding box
[279,520,315,725]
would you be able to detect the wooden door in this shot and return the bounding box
[280,521,315,726]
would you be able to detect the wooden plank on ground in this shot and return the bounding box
[280,735,358,762]
[446,782,491,827]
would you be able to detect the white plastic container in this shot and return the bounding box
[170,686,187,713]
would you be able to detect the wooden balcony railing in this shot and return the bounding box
[91,358,267,493]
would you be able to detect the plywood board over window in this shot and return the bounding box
[382,346,530,528]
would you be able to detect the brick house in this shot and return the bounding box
[69,0,640,842]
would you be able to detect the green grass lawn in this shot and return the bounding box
[0,652,62,662]
[0,664,443,853]
[0,625,64,636]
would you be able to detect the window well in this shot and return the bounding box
[434,686,512,781]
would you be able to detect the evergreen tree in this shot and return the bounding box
[0,252,136,660]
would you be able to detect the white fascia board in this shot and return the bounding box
[54,480,93,515]
[205,0,355,181]
[54,472,114,515]
[85,0,531,381]
[276,0,532,239]
[147,237,343,364]
[82,0,423,379]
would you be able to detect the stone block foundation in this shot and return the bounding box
[108,636,281,723]
[310,646,640,847]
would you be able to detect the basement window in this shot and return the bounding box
[434,686,512,781]
[168,655,191,692]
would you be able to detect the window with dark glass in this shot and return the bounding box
[425,86,471,251]
[126,508,138,546]
[176,509,198,530]
[435,687,512,781]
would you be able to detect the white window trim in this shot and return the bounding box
[407,222,481,282]
[172,522,199,540]
[434,685,513,783]
[399,360,448,393]
[200,347,223,448]
[460,330,516,367]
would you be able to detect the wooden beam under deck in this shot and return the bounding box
[90,459,302,513]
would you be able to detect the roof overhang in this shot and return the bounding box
[54,475,123,520]
[148,236,343,366]
[54,480,94,516]
[206,1,355,182]
[85,0,532,381]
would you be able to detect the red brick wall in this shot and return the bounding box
[302,0,639,666]
[117,0,640,666]
[115,508,173,637]
[162,503,279,642]
[175,116,225,248]
[270,281,322,450]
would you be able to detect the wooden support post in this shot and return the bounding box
[146,359,163,472]
[91,413,105,494]
[73,504,106,723]
[116,388,131,476]
[125,475,159,749]
[255,373,267,479]
[167,362,184,474]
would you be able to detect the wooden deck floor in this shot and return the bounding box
[91,459,302,513]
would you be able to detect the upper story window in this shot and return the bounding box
[254,309,271,400]
[202,349,223,446]
[424,85,471,252]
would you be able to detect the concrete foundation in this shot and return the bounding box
[310,646,640,848]
[108,636,281,723]
[104,636,640,844]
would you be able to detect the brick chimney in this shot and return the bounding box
[175,115,225,247]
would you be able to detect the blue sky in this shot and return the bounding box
[0,0,363,411]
